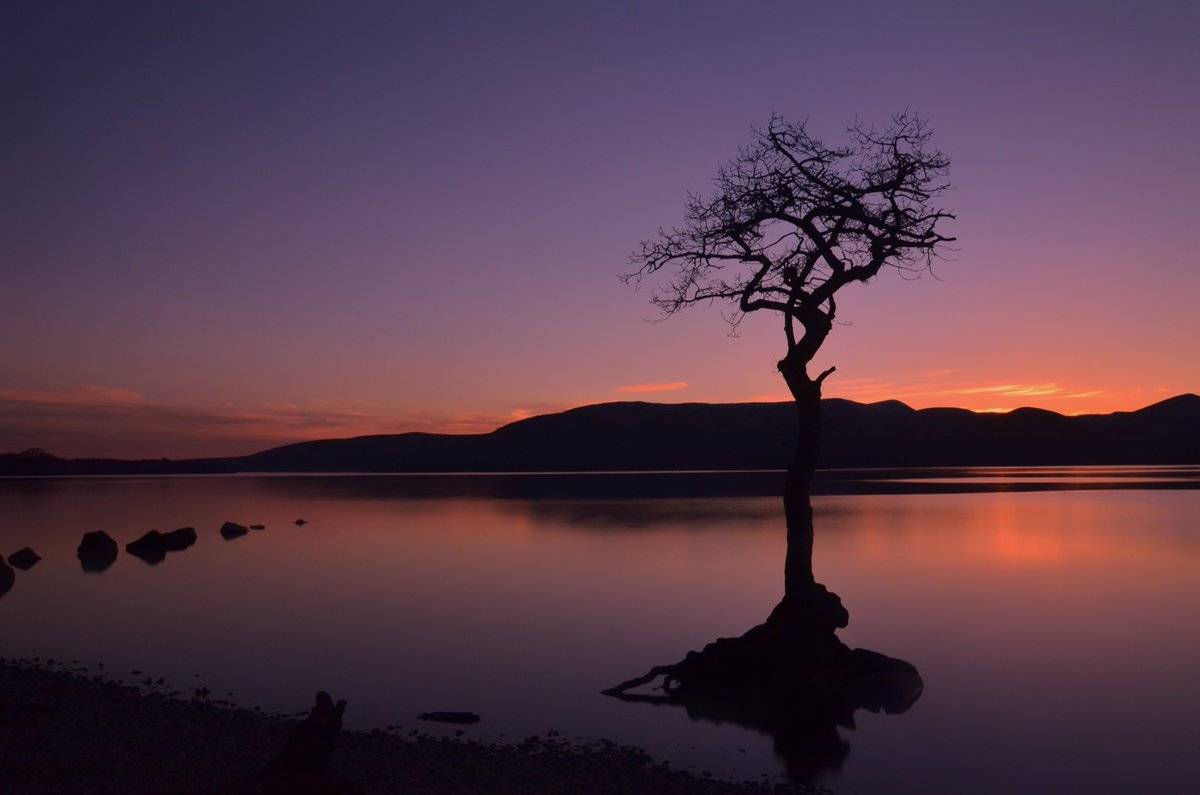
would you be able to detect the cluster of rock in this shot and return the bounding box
[2,519,308,597]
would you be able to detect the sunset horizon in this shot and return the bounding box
[2,381,1195,460]
[4,2,1198,792]
[7,3,1198,462]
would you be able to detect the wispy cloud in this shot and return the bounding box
[827,377,1109,405]
[0,385,552,458]
[0,384,147,407]
[614,381,689,394]
[952,383,1063,397]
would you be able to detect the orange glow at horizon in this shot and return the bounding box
[0,373,1192,460]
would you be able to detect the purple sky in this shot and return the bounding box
[3,1,1198,457]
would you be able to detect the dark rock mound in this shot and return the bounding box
[77,531,119,572]
[8,547,41,570]
[294,518,308,526]
[126,531,168,564]
[417,711,481,724]
[162,527,197,551]
[249,524,266,531]
[220,522,249,540]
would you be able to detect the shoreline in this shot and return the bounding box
[0,658,802,793]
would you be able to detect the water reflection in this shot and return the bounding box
[245,466,1200,507]
[1,472,1198,791]
[616,662,921,783]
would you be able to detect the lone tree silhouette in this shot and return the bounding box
[607,113,954,702]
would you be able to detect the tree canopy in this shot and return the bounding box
[626,112,955,393]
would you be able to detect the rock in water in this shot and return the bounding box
[8,547,41,570]
[77,531,119,572]
[78,530,118,555]
[418,711,481,724]
[219,522,249,540]
[127,528,196,562]
[0,558,14,597]
[125,531,168,564]
[161,527,197,551]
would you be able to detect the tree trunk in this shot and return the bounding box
[783,382,821,597]
[782,369,820,600]
[775,354,842,631]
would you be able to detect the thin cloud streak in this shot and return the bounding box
[827,378,1108,403]
[0,386,547,458]
[614,381,689,394]
[0,385,146,407]
[953,383,1063,397]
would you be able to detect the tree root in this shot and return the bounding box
[600,664,681,698]
[603,587,920,715]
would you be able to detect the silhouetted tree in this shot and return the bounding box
[625,112,954,612]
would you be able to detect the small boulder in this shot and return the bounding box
[77,531,119,572]
[417,711,481,724]
[161,527,197,551]
[249,524,266,530]
[79,530,118,554]
[0,558,14,596]
[8,547,41,570]
[125,531,167,564]
[294,518,308,526]
[220,522,249,540]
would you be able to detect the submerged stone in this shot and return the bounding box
[0,558,14,596]
[219,522,249,540]
[77,531,119,572]
[8,547,41,570]
[126,531,168,564]
[162,527,197,550]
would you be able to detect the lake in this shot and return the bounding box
[2,468,1199,793]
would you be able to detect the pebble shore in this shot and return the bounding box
[0,658,807,793]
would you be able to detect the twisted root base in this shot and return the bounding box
[603,583,922,718]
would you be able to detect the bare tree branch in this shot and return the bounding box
[626,112,955,385]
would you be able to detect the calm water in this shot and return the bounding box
[3,468,1199,792]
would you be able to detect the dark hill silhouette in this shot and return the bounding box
[1,395,1197,476]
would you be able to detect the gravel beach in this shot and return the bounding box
[0,659,805,793]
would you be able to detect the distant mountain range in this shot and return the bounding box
[2,394,1197,476]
